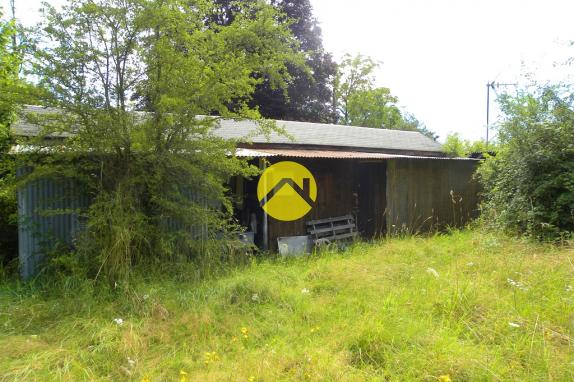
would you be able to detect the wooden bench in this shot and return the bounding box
[306,214,358,246]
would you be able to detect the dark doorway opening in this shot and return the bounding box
[231,175,265,248]
[355,161,387,238]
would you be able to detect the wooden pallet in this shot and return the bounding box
[306,214,358,246]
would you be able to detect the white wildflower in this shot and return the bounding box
[113,318,124,326]
[251,293,259,301]
[566,285,574,292]
[127,357,135,367]
[507,278,528,291]
[466,262,475,267]
[509,322,521,328]
[143,294,150,300]
[426,268,439,278]
[301,288,310,294]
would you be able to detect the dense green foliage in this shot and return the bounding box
[211,0,337,123]
[18,0,302,281]
[478,86,574,239]
[2,231,573,380]
[333,54,437,140]
[0,12,21,267]
[442,133,490,157]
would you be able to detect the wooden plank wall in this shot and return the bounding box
[263,157,479,249]
[385,158,480,234]
[265,158,388,250]
[266,158,356,251]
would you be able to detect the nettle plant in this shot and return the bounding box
[19,0,304,281]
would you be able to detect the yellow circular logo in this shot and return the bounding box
[257,161,317,221]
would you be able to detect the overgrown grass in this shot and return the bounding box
[1,229,574,381]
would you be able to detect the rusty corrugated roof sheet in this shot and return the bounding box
[235,148,478,160]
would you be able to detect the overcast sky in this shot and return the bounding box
[311,0,574,141]
[2,0,574,141]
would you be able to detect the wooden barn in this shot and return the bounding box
[12,106,480,276]
[212,119,480,251]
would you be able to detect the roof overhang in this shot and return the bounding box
[235,148,478,161]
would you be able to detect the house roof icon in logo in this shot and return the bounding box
[257,161,317,221]
[259,177,314,208]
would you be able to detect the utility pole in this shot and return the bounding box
[9,0,16,48]
[486,81,494,147]
[485,81,517,148]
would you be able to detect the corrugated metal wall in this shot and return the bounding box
[160,190,211,243]
[17,168,210,279]
[17,168,91,279]
[386,158,480,234]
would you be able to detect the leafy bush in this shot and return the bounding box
[478,86,574,240]
[13,0,303,281]
[0,113,17,268]
[442,133,490,157]
[0,13,20,268]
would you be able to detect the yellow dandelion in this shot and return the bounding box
[241,327,249,338]
[248,376,255,382]
[140,377,152,382]
[203,351,220,365]
[438,375,452,382]
[179,370,188,382]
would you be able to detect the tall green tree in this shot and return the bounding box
[0,10,23,266]
[0,11,19,151]
[333,53,437,140]
[333,54,378,125]
[399,112,438,141]
[210,0,337,123]
[24,0,301,281]
[346,87,402,129]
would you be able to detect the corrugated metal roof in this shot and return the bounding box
[235,148,478,160]
[11,105,72,137]
[13,105,444,154]
[235,148,275,157]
